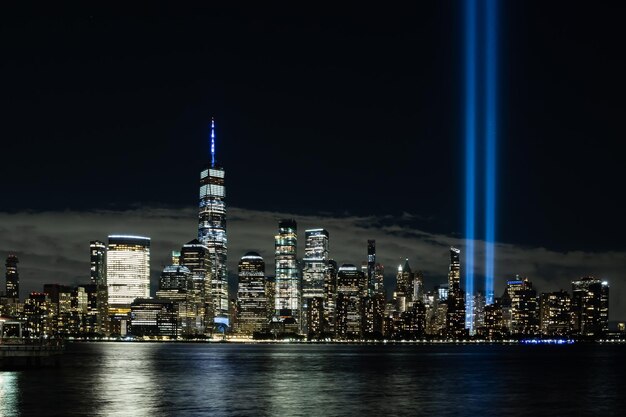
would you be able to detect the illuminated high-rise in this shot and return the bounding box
[5,255,19,300]
[90,240,108,334]
[198,118,229,327]
[335,264,366,340]
[323,259,338,334]
[274,219,299,320]
[302,229,329,334]
[571,277,609,338]
[367,240,376,292]
[106,235,150,315]
[501,276,539,336]
[180,239,212,332]
[236,252,267,336]
[539,290,571,337]
[446,247,466,338]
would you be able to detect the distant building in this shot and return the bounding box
[106,235,151,315]
[302,229,329,334]
[446,247,466,338]
[5,255,19,300]
[540,291,571,337]
[236,252,267,336]
[264,276,276,322]
[43,283,73,335]
[395,259,412,312]
[367,240,376,292]
[129,298,177,337]
[335,264,366,340]
[482,297,505,340]
[90,240,108,335]
[472,292,486,332]
[324,259,338,334]
[24,292,54,338]
[198,119,229,327]
[274,219,299,320]
[502,276,539,337]
[156,265,198,336]
[571,277,609,338]
[180,239,212,333]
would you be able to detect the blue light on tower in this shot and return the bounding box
[211,117,216,168]
[485,0,497,306]
[464,0,477,333]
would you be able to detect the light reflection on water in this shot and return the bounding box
[0,372,19,417]
[1,343,625,416]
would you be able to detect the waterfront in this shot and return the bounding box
[1,343,625,416]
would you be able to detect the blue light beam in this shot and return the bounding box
[464,0,477,332]
[485,0,497,305]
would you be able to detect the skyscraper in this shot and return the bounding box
[106,235,150,315]
[236,252,267,336]
[274,219,299,320]
[335,264,366,340]
[571,277,609,338]
[302,229,329,334]
[180,240,212,333]
[446,247,466,338]
[395,259,413,312]
[5,255,19,300]
[539,290,571,337]
[367,240,376,292]
[501,276,539,336]
[198,118,229,327]
[90,240,108,334]
[324,259,338,334]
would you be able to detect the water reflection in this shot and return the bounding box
[1,344,626,416]
[94,343,161,416]
[0,372,19,417]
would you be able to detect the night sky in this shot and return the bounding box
[1,3,625,316]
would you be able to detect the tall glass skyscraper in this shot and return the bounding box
[302,229,329,333]
[274,219,299,319]
[5,255,19,300]
[198,118,229,326]
[302,229,329,299]
[90,241,108,334]
[180,239,212,333]
[367,240,376,292]
[106,235,151,315]
[236,252,267,336]
[446,247,466,338]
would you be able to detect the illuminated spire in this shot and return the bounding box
[210,117,216,167]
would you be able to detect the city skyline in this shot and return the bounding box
[1,3,625,321]
[0,117,620,337]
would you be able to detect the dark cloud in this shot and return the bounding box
[1,207,624,320]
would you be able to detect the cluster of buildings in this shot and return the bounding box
[0,120,619,341]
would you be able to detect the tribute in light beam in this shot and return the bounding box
[464,0,477,332]
[484,0,497,306]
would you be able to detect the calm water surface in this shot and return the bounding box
[1,343,625,416]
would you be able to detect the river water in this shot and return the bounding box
[1,342,624,416]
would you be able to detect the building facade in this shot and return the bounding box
[236,252,267,336]
[571,277,609,338]
[106,235,151,315]
[198,118,229,327]
[302,229,329,334]
[90,240,108,334]
[446,247,466,338]
[274,219,299,320]
[5,255,19,300]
